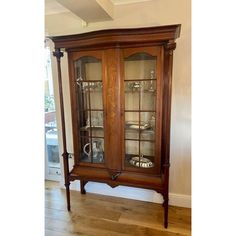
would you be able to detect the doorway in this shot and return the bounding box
[45,44,61,181]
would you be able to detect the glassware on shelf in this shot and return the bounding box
[149,114,155,129]
[127,81,141,92]
[86,117,90,127]
[125,77,156,93]
[142,81,148,91]
[96,82,103,91]
[91,116,98,127]
[148,69,156,92]
[83,140,104,163]
[81,82,89,91]
[77,80,103,92]
[97,112,103,126]
[76,67,83,85]
[76,76,83,85]
[150,69,155,79]
[85,112,103,128]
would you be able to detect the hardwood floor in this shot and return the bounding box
[45,181,191,236]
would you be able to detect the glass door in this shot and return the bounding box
[45,44,61,180]
[74,55,105,165]
[122,48,162,174]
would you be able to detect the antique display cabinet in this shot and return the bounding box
[51,24,181,228]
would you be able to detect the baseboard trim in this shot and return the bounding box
[169,193,191,208]
[65,181,191,208]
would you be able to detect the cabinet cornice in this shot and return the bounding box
[50,24,181,49]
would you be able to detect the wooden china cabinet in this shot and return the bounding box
[51,24,181,228]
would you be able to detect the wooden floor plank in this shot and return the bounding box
[45,214,183,236]
[45,181,191,236]
[45,196,122,221]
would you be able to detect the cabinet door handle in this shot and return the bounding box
[111,172,121,180]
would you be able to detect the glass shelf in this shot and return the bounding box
[125,80,156,92]
[80,126,104,138]
[125,90,156,94]
[80,126,104,130]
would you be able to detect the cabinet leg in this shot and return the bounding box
[65,183,71,211]
[80,180,87,194]
[163,195,169,228]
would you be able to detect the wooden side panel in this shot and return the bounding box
[103,49,122,171]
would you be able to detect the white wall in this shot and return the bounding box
[46,0,191,207]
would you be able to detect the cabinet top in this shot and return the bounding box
[50,24,181,50]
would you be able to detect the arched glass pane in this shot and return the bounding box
[75,56,102,81]
[124,52,156,81]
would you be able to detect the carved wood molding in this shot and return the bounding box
[164,41,176,55]
[108,169,121,181]
[50,25,181,49]
[107,182,119,188]
[69,176,78,182]
[62,151,69,159]
[53,48,64,61]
